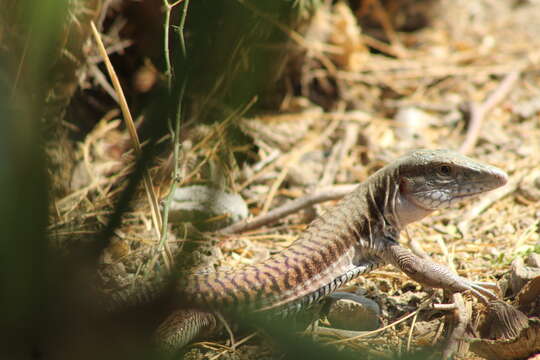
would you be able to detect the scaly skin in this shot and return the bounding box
[152,149,508,350]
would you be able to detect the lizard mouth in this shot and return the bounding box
[405,179,507,211]
[447,175,507,206]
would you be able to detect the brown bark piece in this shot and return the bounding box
[469,276,540,360]
[517,276,540,317]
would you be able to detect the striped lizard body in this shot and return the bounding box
[151,149,508,350]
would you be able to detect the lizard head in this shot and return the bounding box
[393,149,507,225]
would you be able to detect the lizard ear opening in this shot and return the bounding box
[399,177,410,194]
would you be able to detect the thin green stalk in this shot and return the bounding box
[143,0,189,278]
[158,80,186,256]
[178,0,189,58]
[150,0,189,277]
[162,0,173,89]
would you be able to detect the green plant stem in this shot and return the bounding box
[162,0,173,89]
[152,0,189,276]
[158,80,186,257]
[178,0,189,57]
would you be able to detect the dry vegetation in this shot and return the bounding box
[41,0,540,359]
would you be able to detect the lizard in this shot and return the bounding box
[126,149,509,351]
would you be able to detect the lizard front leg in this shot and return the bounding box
[380,239,498,304]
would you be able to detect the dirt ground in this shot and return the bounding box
[48,0,540,359]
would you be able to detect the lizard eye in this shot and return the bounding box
[438,165,452,176]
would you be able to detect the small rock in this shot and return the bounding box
[168,185,248,230]
[326,292,381,331]
[519,169,540,202]
[394,107,437,144]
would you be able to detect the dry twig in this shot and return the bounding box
[220,184,357,234]
[460,71,520,155]
[442,294,471,359]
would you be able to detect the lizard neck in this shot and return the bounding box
[366,163,433,232]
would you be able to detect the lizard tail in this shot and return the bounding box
[155,309,221,352]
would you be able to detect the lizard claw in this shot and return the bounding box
[471,281,499,290]
[467,281,499,304]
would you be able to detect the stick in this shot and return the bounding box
[219,184,357,234]
[460,71,520,155]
